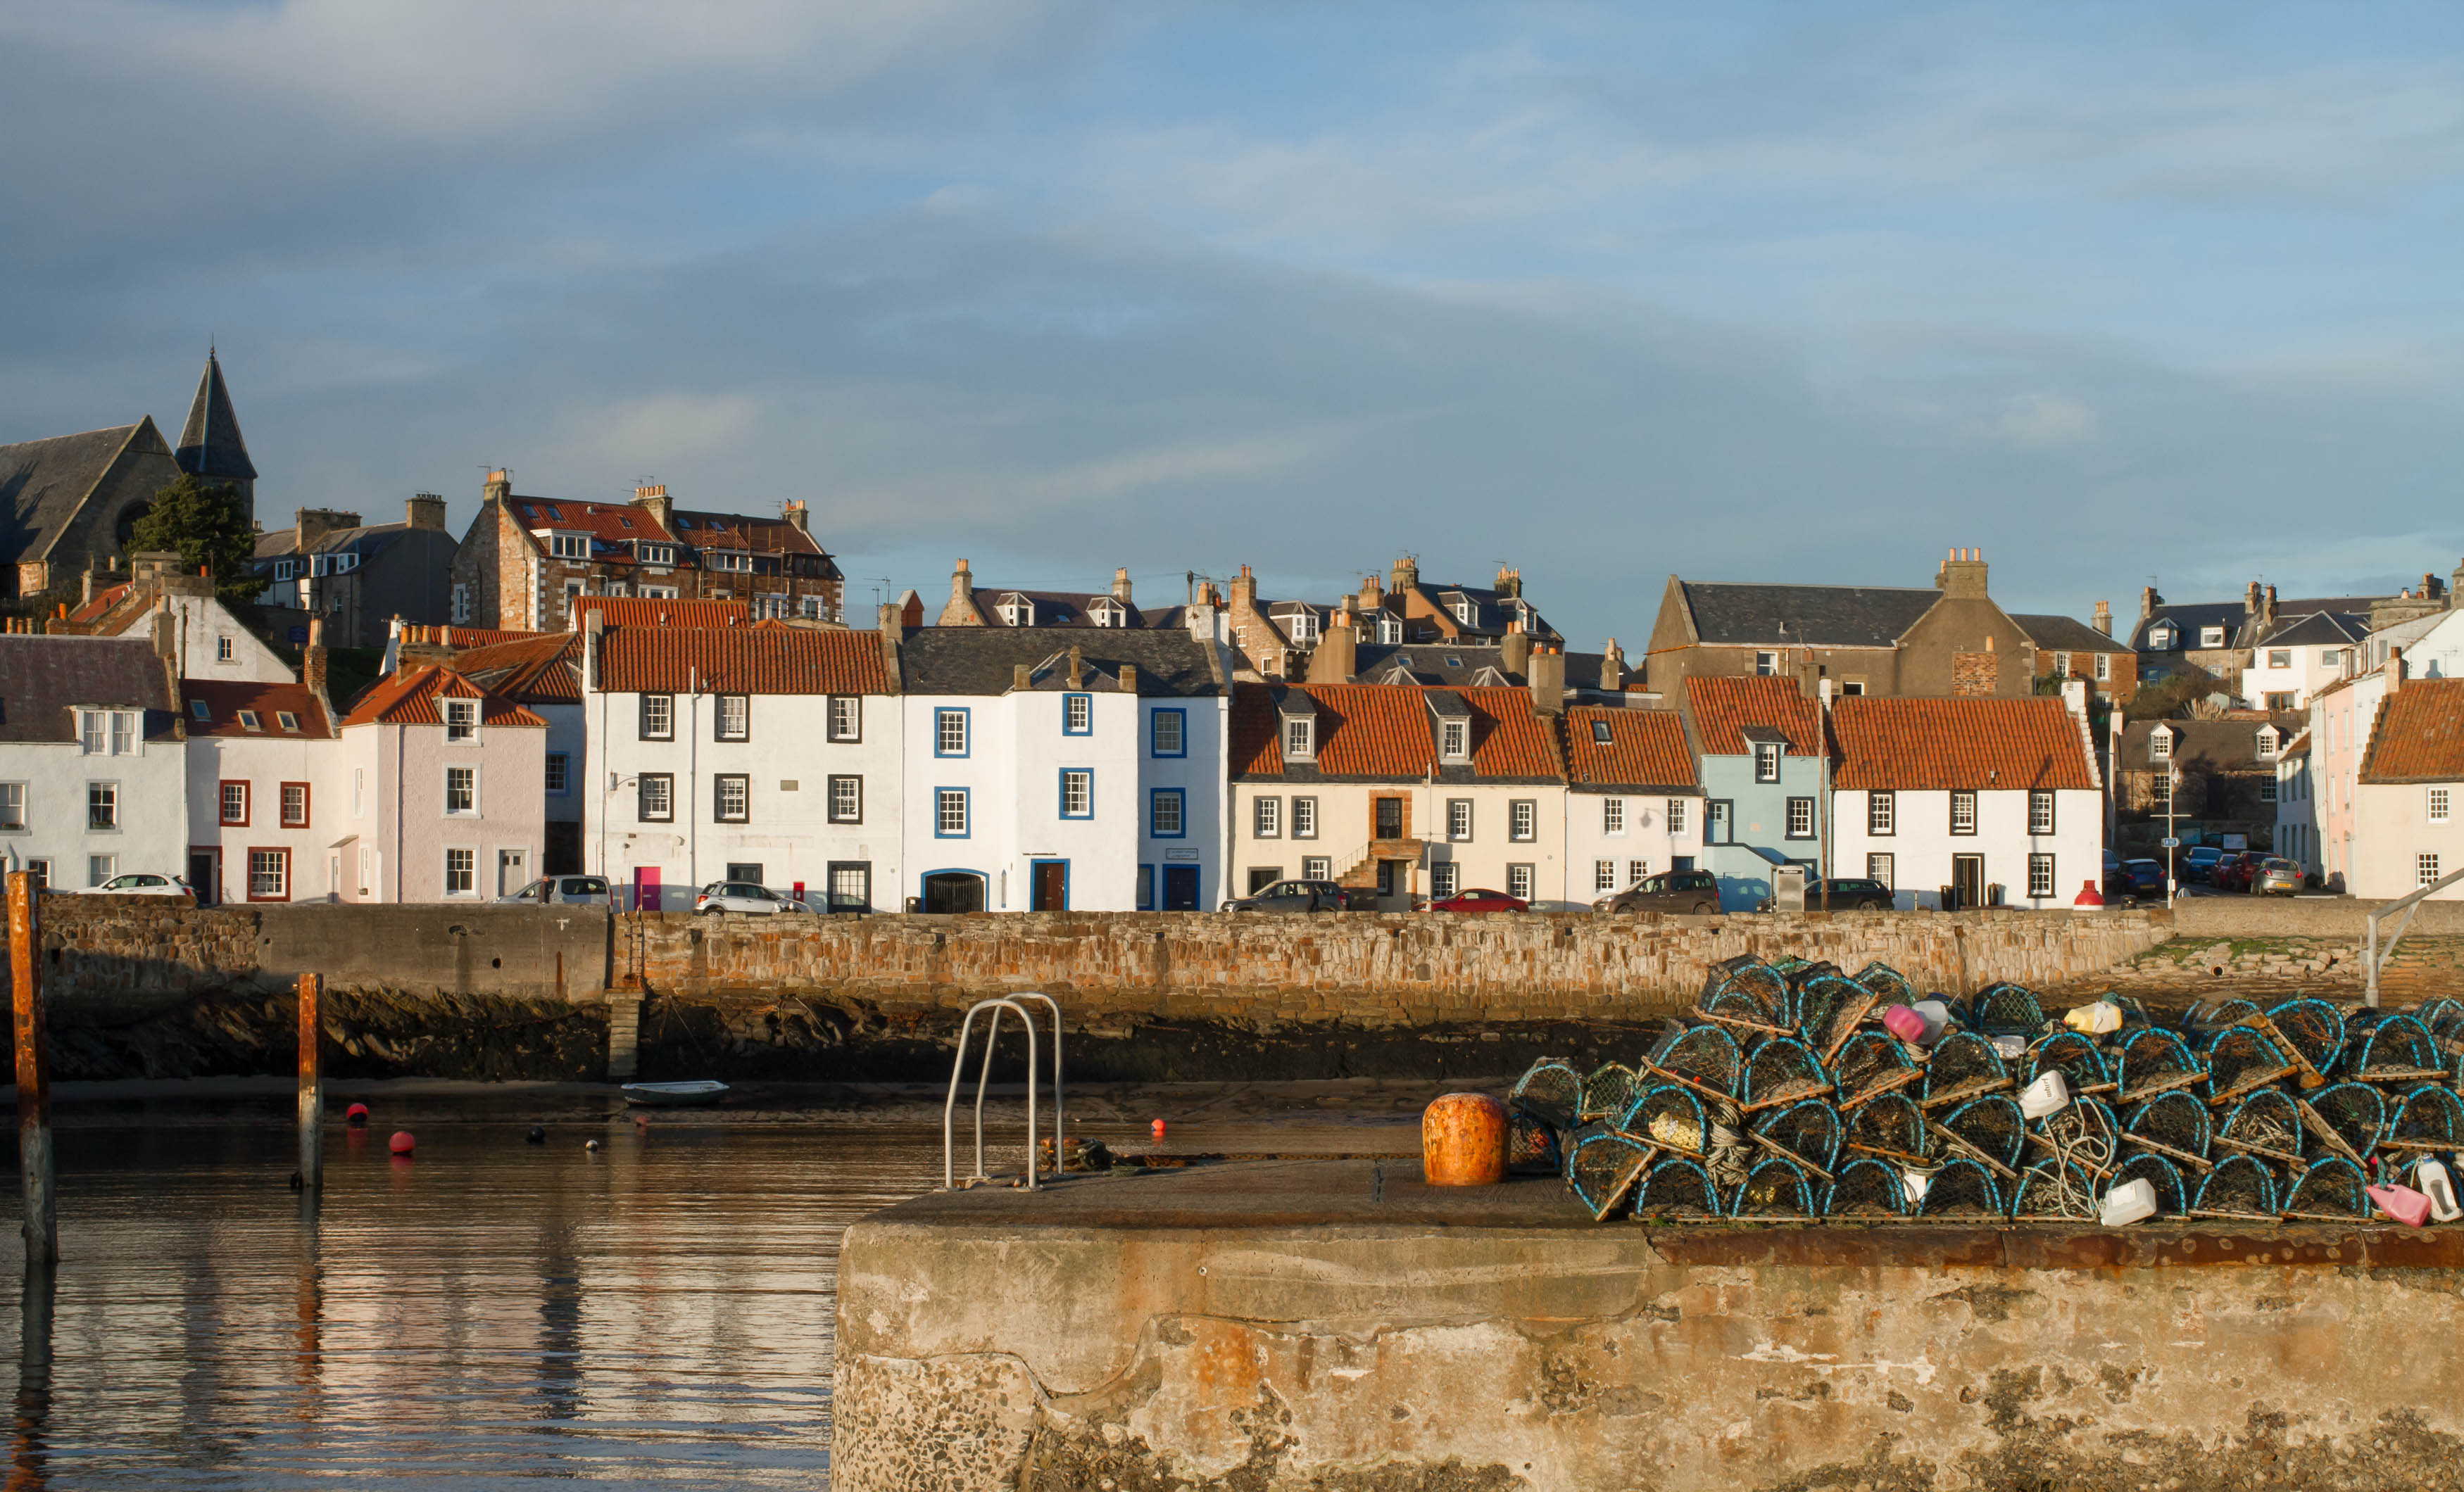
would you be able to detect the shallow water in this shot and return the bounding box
[0,1116,942,1489]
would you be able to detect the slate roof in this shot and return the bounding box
[1683,675,1821,756]
[175,352,256,483]
[1415,582,1557,640]
[571,596,746,628]
[2256,612,2368,649]
[961,586,1146,628]
[1829,697,2096,792]
[2360,681,2464,784]
[0,422,158,567]
[900,626,1221,697]
[446,633,582,705]
[1562,707,1697,791]
[1354,643,1519,688]
[2115,715,2303,774]
[1228,683,1563,782]
[1679,582,1937,648]
[0,636,178,743]
[182,681,336,739]
[2011,614,2128,655]
[339,665,545,728]
[2130,598,2382,653]
[597,626,893,696]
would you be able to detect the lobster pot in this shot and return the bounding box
[1742,1037,1833,1114]
[1422,1092,1508,1187]
[2032,1097,2118,1177]
[1506,1109,1563,1176]
[1852,961,1917,1008]
[1825,1158,1911,1219]
[1578,1063,1643,1123]
[2117,1027,2205,1103]
[1623,1085,1711,1158]
[1632,1158,1724,1220]
[2266,998,2348,1075]
[1970,982,2047,1037]
[1566,1132,1654,1220]
[1923,1032,2013,1111]
[2352,1013,2444,1083]
[2182,997,2263,1034]
[2027,1032,2113,1095]
[1508,1059,1580,1130]
[1754,1099,1843,1173]
[1796,975,1878,1060]
[1730,1157,1817,1220]
[2126,1090,2214,1162]
[2109,1152,2188,1216]
[2415,997,2464,1044]
[2302,1083,2389,1167]
[2387,1085,2464,1156]
[2281,1157,2372,1222]
[1835,1032,1922,1104]
[1560,1120,1611,1182]
[1703,960,1792,1030]
[2192,1153,2282,1220]
[1916,1158,2004,1220]
[1848,1092,1930,1163]
[2204,1026,2294,1105]
[2218,1088,2306,1165]
[1940,1095,2028,1173]
[2011,1161,2097,1220]
[1650,1025,1743,1099]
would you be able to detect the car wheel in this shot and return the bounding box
[1691,899,1717,915]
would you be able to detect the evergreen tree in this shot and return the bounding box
[128,474,260,607]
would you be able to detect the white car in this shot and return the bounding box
[693,880,811,915]
[79,873,193,897]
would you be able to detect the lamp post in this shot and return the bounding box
[2166,766,2181,909]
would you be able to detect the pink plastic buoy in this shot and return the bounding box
[388,1130,416,1156]
[1882,1005,1926,1043]
[346,1103,370,1126]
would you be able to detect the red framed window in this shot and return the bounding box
[246,847,290,902]
[218,780,250,827]
[280,781,310,828]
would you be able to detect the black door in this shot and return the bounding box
[1162,866,1200,911]
[1031,861,1068,911]
[189,851,216,906]
[1952,855,1985,909]
[923,872,985,913]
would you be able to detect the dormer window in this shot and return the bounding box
[2199,626,2225,648]
[273,560,297,581]
[1377,617,1402,645]
[2149,728,2172,762]
[444,698,479,742]
[2256,727,2279,759]
[998,598,1030,626]
[1283,716,1314,761]
[1591,719,1611,743]
[1753,741,1783,782]
[1450,599,1474,625]
[1090,599,1124,628]
[549,533,589,560]
[1440,719,1468,761]
[2149,624,2175,650]
[1287,612,1320,643]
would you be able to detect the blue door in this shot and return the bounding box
[1162,866,1200,911]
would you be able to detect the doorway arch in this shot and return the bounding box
[921,870,986,914]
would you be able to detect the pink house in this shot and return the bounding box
[335,665,548,902]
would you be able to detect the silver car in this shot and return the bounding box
[497,875,613,906]
[2251,858,2305,897]
[694,881,812,915]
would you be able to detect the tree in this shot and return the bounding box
[128,474,260,607]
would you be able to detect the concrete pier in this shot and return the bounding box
[832,1161,2464,1491]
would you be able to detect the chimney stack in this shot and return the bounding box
[2244,580,2263,618]
[1599,637,1625,693]
[1500,619,1533,677]
[1528,645,1566,715]
[1936,547,1990,600]
[1112,567,1133,603]
[406,493,447,531]
[2092,600,2112,638]
[1119,663,1138,695]
[631,483,673,535]
[583,608,605,692]
[296,507,363,550]
[1066,645,1084,690]
[950,558,974,609]
[81,568,96,606]
[1390,555,1419,595]
[2141,585,2163,621]
[303,617,329,700]
[1014,663,1032,691]
[2263,583,2279,627]
[781,499,809,534]
[483,469,513,505]
[1307,604,1358,683]
[1495,564,1521,599]
[2387,647,2407,695]
[878,600,900,633]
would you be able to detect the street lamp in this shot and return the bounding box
[2165,766,2181,908]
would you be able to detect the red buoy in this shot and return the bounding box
[1150,1118,1167,1140]
[346,1103,370,1125]
[388,1130,415,1156]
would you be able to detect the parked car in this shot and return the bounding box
[2101,864,2146,906]
[2210,852,2265,894]
[2119,859,2167,899]
[2181,846,2224,885]
[693,881,812,915]
[498,875,613,906]
[1595,868,1722,915]
[76,872,191,897]
[1754,877,1894,912]
[2251,858,2304,897]
[1221,879,1351,913]
[1426,887,1529,913]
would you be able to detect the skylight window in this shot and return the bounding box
[676,516,693,529]
[277,712,301,733]
[620,517,632,528]
[1591,720,1611,743]
[189,700,210,721]
[1446,656,1462,668]
[542,504,561,520]
[237,710,262,731]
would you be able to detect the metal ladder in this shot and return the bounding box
[942,994,1064,1190]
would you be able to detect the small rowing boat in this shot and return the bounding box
[621,1080,729,1108]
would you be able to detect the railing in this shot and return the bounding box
[2364,865,2464,1007]
[941,994,1064,1189]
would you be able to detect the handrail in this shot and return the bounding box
[2365,865,2464,1007]
[941,994,1065,1189]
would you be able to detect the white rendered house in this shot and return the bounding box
[182,678,343,904]
[1561,705,1703,903]
[2350,676,2464,902]
[0,633,188,889]
[1825,690,2104,910]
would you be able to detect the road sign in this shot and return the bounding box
[2159,837,2182,849]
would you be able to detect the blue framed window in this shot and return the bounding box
[1136,864,1155,911]
[934,787,970,838]
[1059,769,1093,819]
[934,707,970,758]
[1150,788,1186,838]
[1150,707,1186,758]
[1062,693,1092,735]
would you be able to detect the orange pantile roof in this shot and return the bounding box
[339,664,547,728]
[1829,696,2095,791]
[446,632,582,704]
[1563,707,1697,790]
[1684,675,1821,756]
[509,498,674,560]
[441,626,539,648]
[2360,680,2464,783]
[595,625,892,695]
[68,583,132,624]
[1229,683,1561,780]
[571,596,748,629]
[182,681,337,739]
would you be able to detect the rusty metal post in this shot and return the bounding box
[297,972,324,1196]
[8,873,54,1267]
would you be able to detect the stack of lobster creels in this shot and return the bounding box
[1509,954,2464,1225]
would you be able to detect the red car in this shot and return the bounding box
[1426,887,1530,913]
[2210,852,2263,894]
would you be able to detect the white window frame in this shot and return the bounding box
[1595,859,1618,893]
[1430,861,1459,899]
[1949,790,1978,835]
[1666,798,1687,836]
[1447,799,1473,842]
[87,782,118,832]
[2421,853,2442,889]
[714,773,750,823]
[1785,796,1815,839]
[1754,650,1780,676]
[1506,864,1535,901]
[444,697,479,742]
[1283,716,1314,761]
[641,694,674,741]
[2430,788,2451,825]
[1602,797,1625,836]
[444,765,479,816]
[2149,729,2172,762]
[444,846,479,897]
[2094,653,2111,682]
[715,694,750,742]
[936,788,970,838]
[1753,741,1782,783]
[639,773,674,822]
[1255,796,1282,838]
[1290,796,1317,839]
[2028,852,2055,900]
[829,774,862,824]
[829,695,862,742]
[935,708,969,757]
[1060,769,1094,820]
[0,782,23,833]
[1868,852,1894,890]
[1440,719,1468,761]
[1509,799,1536,842]
[2028,790,2055,835]
[1868,791,1895,837]
[2200,626,2225,648]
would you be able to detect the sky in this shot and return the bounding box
[5,1,2462,645]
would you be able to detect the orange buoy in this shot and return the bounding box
[1421,1093,1508,1186]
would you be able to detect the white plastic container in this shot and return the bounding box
[2099,1177,2158,1227]
[2413,1160,2460,1223]
[2018,1070,2071,1120]
[1910,999,1954,1044]
[1902,1165,1937,1207]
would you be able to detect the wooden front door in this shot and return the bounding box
[1031,860,1068,911]
[1951,854,1985,910]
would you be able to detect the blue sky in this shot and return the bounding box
[5,1,2462,640]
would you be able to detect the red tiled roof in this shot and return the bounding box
[1228,683,1561,779]
[571,596,748,629]
[510,498,674,557]
[672,508,826,557]
[68,583,132,624]
[182,681,337,739]
[1684,675,1821,756]
[596,625,892,695]
[339,665,547,728]
[446,632,582,704]
[1829,696,2095,791]
[441,626,539,648]
[1563,707,1697,790]
[2360,681,2464,783]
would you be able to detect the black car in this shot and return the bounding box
[1595,869,1721,915]
[1222,879,1351,913]
[1754,877,1895,912]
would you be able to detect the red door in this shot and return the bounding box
[633,866,661,911]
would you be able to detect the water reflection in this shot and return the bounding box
[1,1121,936,1489]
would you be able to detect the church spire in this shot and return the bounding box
[176,348,257,485]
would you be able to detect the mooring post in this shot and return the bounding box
[8,872,56,1267]
[298,972,324,1196]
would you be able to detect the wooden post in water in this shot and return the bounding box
[9,872,55,1267]
[297,972,324,1196]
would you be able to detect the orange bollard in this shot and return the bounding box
[1421,1093,1508,1186]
